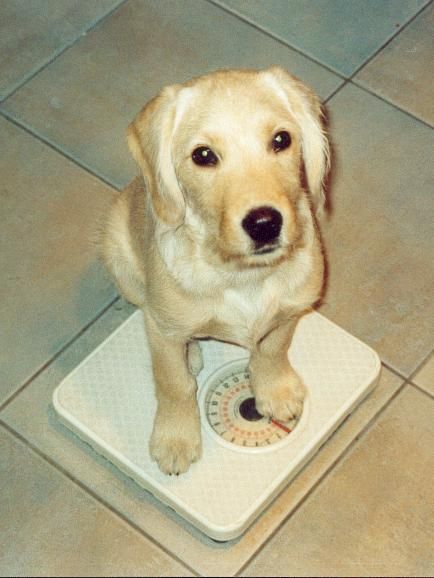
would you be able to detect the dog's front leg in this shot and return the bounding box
[250,318,306,422]
[144,313,202,475]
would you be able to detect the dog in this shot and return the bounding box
[101,67,330,475]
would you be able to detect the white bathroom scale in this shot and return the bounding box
[53,310,380,541]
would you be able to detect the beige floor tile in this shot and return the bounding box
[0,425,192,577]
[319,83,434,377]
[1,0,341,188]
[1,299,402,576]
[356,3,434,126]
[0,116,116,404]
[244,385,434,577]
[412,352,434,396]
[0,0,122,101]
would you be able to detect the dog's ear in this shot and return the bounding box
[263,66,330,214]
[127,85,185,226]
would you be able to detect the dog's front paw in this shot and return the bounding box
[150,403,202,475]
[254,371,306,422]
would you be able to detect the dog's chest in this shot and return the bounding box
[212,278,284,345]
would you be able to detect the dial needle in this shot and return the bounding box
[270,419,292,433]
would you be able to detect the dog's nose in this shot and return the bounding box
[242,206,282,245]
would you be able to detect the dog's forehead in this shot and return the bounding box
[175,75,294,136]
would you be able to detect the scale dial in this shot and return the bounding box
[202,360,300,451]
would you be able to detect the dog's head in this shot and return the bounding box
[127,67,329,267]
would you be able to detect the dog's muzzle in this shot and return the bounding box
[242,206,282,252]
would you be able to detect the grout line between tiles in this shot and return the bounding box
[0,371,409,578]
[0,0,129,105]
[0,420,199,577]
[0,109,122,191]
[409,381,434,400]
[0,0,429,188]
[207,0,347,81]
[347,0,432,80]
[208,0,431,85]
[377,352,434,399]
[407,346,434,382]
[344,80,434,130]
[0,296,120,414]
[323,0,433,127]
[235,377,409,576]
[378,360,408,382]
[210,0,432,128]
[323,79,350,104]
[406,346,434,399]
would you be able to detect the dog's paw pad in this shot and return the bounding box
[255,381,305,422]
[151,438,202,475]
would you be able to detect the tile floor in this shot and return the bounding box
[0,1,433,576]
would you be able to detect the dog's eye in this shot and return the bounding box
[191,146,218,167]
[272,131,291,152]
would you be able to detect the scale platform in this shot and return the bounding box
[53,310,380,541]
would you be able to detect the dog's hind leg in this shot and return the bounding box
[187,340,204,376]
[99,194,147,307]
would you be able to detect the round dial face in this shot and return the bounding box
[202,361,300,450]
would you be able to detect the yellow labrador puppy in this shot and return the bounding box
[101,67,329,475]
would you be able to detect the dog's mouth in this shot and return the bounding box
[244,242,289,268]
[253,243,280,256]
[217,241,289,270]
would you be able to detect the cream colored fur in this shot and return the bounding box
[101,67,329,475]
